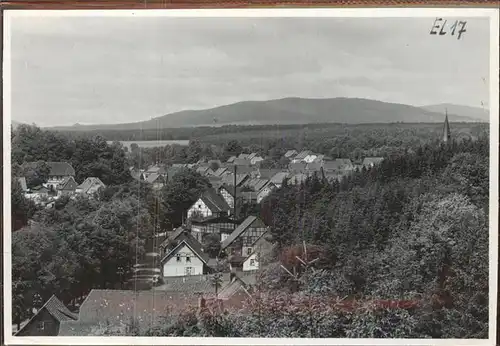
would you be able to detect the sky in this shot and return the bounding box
[9,15,491,127]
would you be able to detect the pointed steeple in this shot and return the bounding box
[443,109,451,143]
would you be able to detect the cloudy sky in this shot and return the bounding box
[9,15,490,127]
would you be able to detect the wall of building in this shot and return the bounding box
[16,309,60,336]
[162,244,205,277]
[243,253,259,272]
[187,198,212,219]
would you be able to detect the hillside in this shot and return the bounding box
[421,103,489,122]
[48,97,478,131]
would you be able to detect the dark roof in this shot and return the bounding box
[57,176,78,191]
[200,188,230,213]
[156,274,231,294]
[221,173,249,187]
[77,177,105,194]
[145,173,164,184]
[221,216,266,250]
[213,167,228,177]
[289,162,307,173]
[257,168,282,179]
[240,191,258,201]
[270,172,290,185]
[161,237,210,264]
[58,290,200,336]
[306,162,322,172]
[244,178,269,192]
[47,162,75,177]
[294,150,312,160]
[16,295,77,335]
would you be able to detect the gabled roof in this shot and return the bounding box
[227,156,236,163]
[284,150,298,158]
[161,237,210,264]
[363,157,385,166]
[294,150,312,160]
[257,168,282,179]
[77,177,105,194]
[233,158,252,166]
[221,216,266,250]
[247,153,257,160]
[58,290,200,336]
[16,295,77,335]
[145,173,164,184]
[322,158,353,172]
[306,162,322,172]
[247,178,270,192]
[269,172,289,185]
[213,167,228,177]
[146,164,166,174]
[17,177,28,191]
[221,173,249,187]
[57,176,78,191]
[196,166,210,174]
[237,153,250,159]
[199,188,230,213]
[47,162,75,177]
[314,154,325,162]
[243,231,274,262]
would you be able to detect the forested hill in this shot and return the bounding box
[47,97,482,131]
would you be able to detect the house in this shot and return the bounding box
[269,172,289,188]
[284,150,298,159]
[186,188,230,220]
[145,173,165,189]
[237,153,250,160]
[363,157,385,168]
[26,185,50,200]
[322,158,354,173]
[15,295,77,336]
[208,176,223,190]
[313,154,325,163]
[130,168,145,182]
[188,215,240,243]
[56,176,79,196]
[161,236,211,277]
[249,154,264,166]
[243,232,274,272]
[36,162,75,189]
[196,166,211,176]
[240,191,258,204]
[242,179,275,203]
[256,183,275,203]
[291,150,312,163]
[76,177,106,196]
[57,289,203,336]
[303,153,318,164]
[226,156,237,163]
[221,216,269,256]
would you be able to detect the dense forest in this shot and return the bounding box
[10,124,490,338]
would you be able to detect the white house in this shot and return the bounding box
[45,162,76,189]
[161,238,210,277]
[242,232,274,272]
[76,177,106,196]
[186,188,230,220]
[250,156,264,166]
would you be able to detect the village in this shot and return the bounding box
[15,146,386,336]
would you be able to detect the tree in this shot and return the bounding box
[11,179,36,231]
[202,233,221,258]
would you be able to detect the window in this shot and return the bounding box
[250,259,256,266]
[37,322,45,331]
[247,247,253,256]
[198,204,202,208]
[176,254,181,262]
[186,256,191,263]
[185,267,193,276]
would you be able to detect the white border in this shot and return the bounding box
[3,7,499,346]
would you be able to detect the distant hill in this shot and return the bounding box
[421,103,489,122]
[49,97,479,132]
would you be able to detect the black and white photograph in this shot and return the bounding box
[3,8,499,345]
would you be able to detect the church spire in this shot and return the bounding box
[443,109,451,143]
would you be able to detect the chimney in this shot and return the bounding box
[233,164,238,222]
[230,271,237,283]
